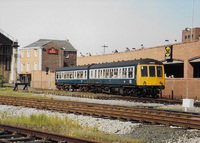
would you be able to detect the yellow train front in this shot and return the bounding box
[136,61,165,97]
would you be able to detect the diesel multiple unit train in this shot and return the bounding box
[55,58,165,97]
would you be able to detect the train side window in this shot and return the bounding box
[122,68,127,78]
[149,66,155,77]
[103,70,106,78]
[64,72,67,79]
[114,69,118,78]
[119,68,122,78]
[110,69,114,78]
[56,73,59,79]
[128,68,133,78]
[157,66,163,77]
[141,66,148,77]
[106,69,109,78]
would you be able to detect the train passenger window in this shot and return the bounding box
[114,69,118,78]
[106,69,109,78]
[149,66,155,77]
[56,73,59,79]
[98,70,101,78]
[122,68,127,78]
[128,68,133,78]
[100,70,103,78]
[103,70,106,78]
[141,66,148,77]
[90,71,93,78]
[110,69,114,78]
[64,73,67,79]
[95,70,97,78]
[119,69,122,78]
[157,66,163,77]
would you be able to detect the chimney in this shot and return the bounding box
[66,39,69,42]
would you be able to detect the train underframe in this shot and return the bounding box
[56,83,164,98]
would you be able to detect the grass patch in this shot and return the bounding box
[0,113,141,143]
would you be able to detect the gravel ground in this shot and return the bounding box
[2,93,200,142]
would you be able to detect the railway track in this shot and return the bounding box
[0,124,100,143]
[19,90,200,106]
[1,96,200,130]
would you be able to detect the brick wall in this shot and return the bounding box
[77,41,200,99]
[31,70,56,89]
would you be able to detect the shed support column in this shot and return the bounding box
[184,60,193,78]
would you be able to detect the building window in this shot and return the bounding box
[21,51,24,58]
[34,49,38,57]
[34,62,37,70]
[185,36,187,39]
[65,51,69,58]
[27,50,30,57]
[188,35,190,39]
[21,63,24,72]
[27,62,30,72]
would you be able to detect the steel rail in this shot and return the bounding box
[0,124,100,143]
[1,96,200,130]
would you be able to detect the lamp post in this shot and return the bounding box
[102,45,108,54]
[11,41,19,84]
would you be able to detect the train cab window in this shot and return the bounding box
[141,66,148,77]
[149,66,155,77]
[157,66,163,77]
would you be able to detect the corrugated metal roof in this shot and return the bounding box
[23,39,77,52]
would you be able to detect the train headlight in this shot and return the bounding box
[143,81,146,85]
[159,81,163,85]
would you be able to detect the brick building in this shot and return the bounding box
[20,39,77,86]
[77,27,200,99]
[0,29,18,83]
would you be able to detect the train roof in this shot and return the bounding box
[56,58,163,72]
[56,65,91,71]
[90,58,163,69]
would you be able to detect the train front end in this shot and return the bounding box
[136,63,165,97]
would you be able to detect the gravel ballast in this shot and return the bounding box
[2,93,200,142]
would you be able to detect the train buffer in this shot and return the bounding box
[13,83,28,91]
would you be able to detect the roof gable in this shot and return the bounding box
[23,39,77,52]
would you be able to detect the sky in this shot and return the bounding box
[0,0,200,56]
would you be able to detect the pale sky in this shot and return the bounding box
[0,0,200,56]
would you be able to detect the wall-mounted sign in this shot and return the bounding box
[47,47,58,54]
[165,45,173,61]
